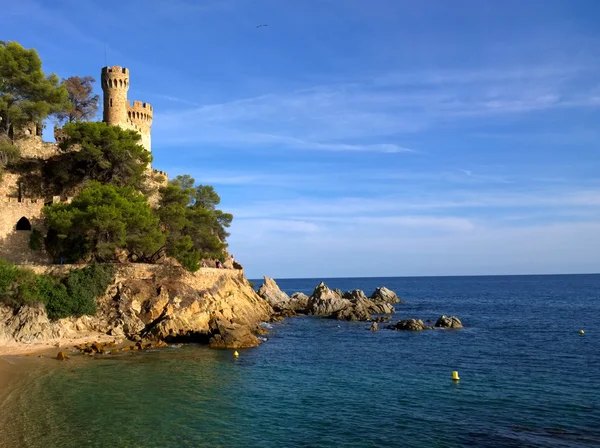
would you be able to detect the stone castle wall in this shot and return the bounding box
[14,135,60,159]
[0,197,50,264]
[27,263,245,291]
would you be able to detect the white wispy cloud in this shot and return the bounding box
[226,188,600,220]
[152,63,600,151]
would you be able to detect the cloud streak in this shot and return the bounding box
[152,62,600,152]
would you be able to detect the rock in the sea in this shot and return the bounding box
[369,287,402,304]
[306,282,351,316]
[289,292,309,312]
[56,351,69,361]
[342,290,369,302]
[208,320,260,349]
[306,284,396,321]
[435,315,463,329]
[388,319,428,331]
[370,322,379,332]
[332,294,395,321]
[257,276,292,311]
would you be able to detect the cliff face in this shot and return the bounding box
[0,264,273,349]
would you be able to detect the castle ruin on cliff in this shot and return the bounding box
[0,66,165,264]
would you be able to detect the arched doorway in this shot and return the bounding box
[16,217,32,231]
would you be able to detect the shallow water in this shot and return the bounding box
[1,274,599,447]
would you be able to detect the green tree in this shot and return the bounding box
[45,121,152,193]
[157,176,232,271]
[55,76,100,124]
[0,41,68,137]
[44,182,165,262]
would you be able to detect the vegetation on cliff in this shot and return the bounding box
[158,176,233,271]
[0,260,114,319]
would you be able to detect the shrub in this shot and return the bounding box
[0,259,39,307]
[0,259,114,320]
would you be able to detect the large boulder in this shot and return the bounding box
[370,287,402,304]
[257,276,291,311]
[388,319,428,331]
[0,303,64,343]
[306,283,351,316]
[208,320,260,349]
[435,315,463,329]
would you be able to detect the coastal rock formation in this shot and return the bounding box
[0,303,64,343]
[306,282,351,316]
[435,315,463,329]
[305,283,395,321]
[333,291,395,321]
[388,319,429,331]
[370,287,403,304]
[257,276,293,311]
[208,319,260,349]
[289,292,309,311]
[370,322,379,332]
[0,264,273,349]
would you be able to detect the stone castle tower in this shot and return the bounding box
[101,66,153,151]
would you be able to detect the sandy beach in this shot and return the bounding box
[0,332,122,357]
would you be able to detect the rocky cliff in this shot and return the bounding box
[0,264,274,349]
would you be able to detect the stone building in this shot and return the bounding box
[0,66,164,264]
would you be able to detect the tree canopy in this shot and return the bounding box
[44,121,152,194]
[44,182,165,263]
[0,41,68,137]
[158,176,233,271]
[55,76,100,124]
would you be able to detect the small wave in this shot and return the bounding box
[260,322,273,329]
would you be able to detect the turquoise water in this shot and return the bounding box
[1,274,599,447]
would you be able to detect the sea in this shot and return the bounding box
[0,274,599,448]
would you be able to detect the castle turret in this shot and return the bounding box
[100,66,152,152]
[101,66,129,126]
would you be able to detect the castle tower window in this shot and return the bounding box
[16,217,32,231]
[110,99,113,107]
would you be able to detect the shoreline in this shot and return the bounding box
[0,332,120,357]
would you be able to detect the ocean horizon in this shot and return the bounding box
[1,273,599,447]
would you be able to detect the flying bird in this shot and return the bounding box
[256,24,268,28]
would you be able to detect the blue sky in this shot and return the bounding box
[3,0,600,278]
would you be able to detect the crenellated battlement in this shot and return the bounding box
[101,66,130,90]
[1,197,41,204]
[128,100,153,125]
[102,66,128,74]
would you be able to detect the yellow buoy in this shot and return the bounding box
[233,351,239,357]
[452,371,460,381]
[580,330,585,335]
